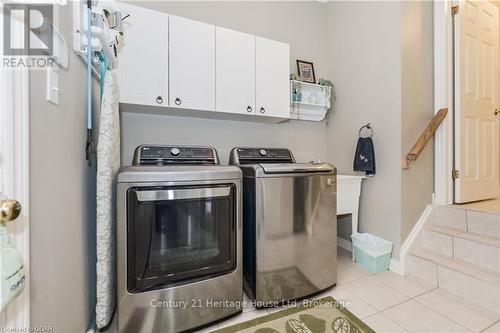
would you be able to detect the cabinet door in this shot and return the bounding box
[216,27,256,115]
[117,4,168,107]
[255,37,290,118]
[169,16,215,111]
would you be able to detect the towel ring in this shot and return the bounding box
[359,123,373,138]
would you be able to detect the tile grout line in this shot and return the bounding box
[480,319,500,333]
[411,292,482,333]
[337,270,374,286]
[373,271,439,299]
[377,297,413,314]
[363,311,409,332]
[381,296,475,333]
[451,233,455,259]
[361,309,382,320]
[465,209,469,233]
[342,280,411,314]
[379,301,415,333]
[378,276,438,314]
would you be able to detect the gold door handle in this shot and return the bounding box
[0,200,21,224]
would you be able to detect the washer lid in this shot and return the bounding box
[260,163,335,174]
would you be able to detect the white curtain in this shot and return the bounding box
[95,70,120,329]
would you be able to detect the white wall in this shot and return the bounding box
[29,2,98,331]
[121,1,435,258]
[122,111,327,165]
[120,1,330,165]
[325,1,404,256]
[400,1,434,242]
[325,1,434,257]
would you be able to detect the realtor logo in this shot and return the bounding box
[3,3,53,56]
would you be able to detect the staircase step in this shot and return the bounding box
[455,232,500,248]
[410,248,500,285]
[407,254,438,286]
[424,224,500,272]
[411,249,500,314]
[453,236,500,273]
[406,205,500,314]
[467,210,500,239]
[408,249,451,286]
[423,227,453,257]
[424,225,500,246]
[438,260,500,314]
[411,248,451,263]
[425,225,463,236]
[440,259,500,286]
[434,205,467,231]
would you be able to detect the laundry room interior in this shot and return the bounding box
[1,0,500,332]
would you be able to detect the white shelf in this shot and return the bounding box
[289,80,331,121]
[292,101,328,108]
[291,80,322,88]
[290,109,326,121]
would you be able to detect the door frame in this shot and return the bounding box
[436,0,500,204]
[434,0,455,205]
[0,8,30,328]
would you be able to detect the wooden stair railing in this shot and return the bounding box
[402,108,448,169]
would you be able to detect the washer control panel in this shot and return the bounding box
[230,148,295,165]
[133,145,219,166]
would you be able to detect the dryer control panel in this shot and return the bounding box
[133,145,219,166]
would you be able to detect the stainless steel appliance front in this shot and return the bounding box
[117,166,242,332]
[249,172,337,303]
[231,148,337,304]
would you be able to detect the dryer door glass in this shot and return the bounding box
[126,184,236,293]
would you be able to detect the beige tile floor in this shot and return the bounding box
[454,197,500,214]
[197,247,500,333]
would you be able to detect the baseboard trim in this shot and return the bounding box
[337,237,352,252]
[399,204,434,276]
[389,259,403,275]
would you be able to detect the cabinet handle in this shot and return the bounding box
[247,106,253,113]
[156,96,163,104]
[260,107,265,114]
[495,108,499,115]
[175,98,182,106]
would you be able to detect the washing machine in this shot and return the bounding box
[229,147,337,305]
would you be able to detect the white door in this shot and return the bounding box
[454,0,499,203]
[255,37,290,119]
[169,15,215,111]
[0,5,30,327]
[117,4,168,107]
[216,27,255,115]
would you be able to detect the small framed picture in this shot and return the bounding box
[296,60,316,83]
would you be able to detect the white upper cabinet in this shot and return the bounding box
[216,27,256,115]
[117,4,168,107]
[169,16,215,111]
[117,6,290,121]
[255,37,290,119]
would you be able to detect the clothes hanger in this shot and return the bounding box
[358,123,373,138]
